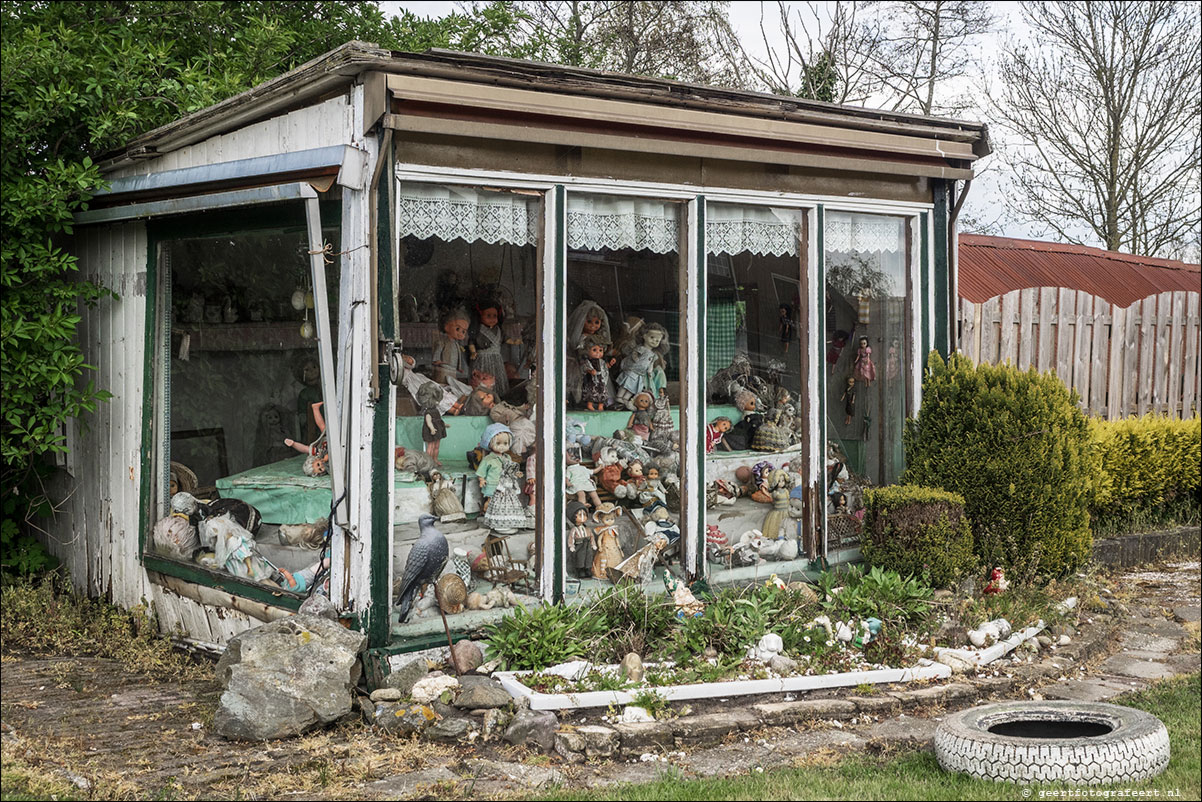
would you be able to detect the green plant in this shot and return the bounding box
[861,485,976,588]
[861,625,918,668]
[828,565,935,628]
[630,689,671,719]
[903,352,1094,577]
[585,585,677,663]
[483,601,606,671]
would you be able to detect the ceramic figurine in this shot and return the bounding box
[431,306,472,391]
[614,321,669,410]
[468,299,508,397]
[749,461,776,503]
[566,500,596,579]
[626,391,654,441]
[853,336,876,385]
[566,301,614,405]
[706,416,732,453]
[841,376,857,425]
[578,336,613,410]
[590,502,625,581]
[482,458,531,534]
[565,451,603,508]
[475,422,514,511]
[415,382,446,465]
[428,471,466,522]
[778,303,795,353]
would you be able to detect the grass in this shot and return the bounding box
[532,673,1202,801]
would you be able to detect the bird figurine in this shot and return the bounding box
[394,514,449,622]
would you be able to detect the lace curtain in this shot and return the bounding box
[706,203,801,257]
[566,194,680,254]
[396,183,539,246]
[825,211,906,254]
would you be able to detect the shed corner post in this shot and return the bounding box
[932,179,950,360]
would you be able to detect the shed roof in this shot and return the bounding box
[100,41,989,173]
[958,234,1201,308]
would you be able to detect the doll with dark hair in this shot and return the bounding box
[779,303,796,353]
[468,299,508,396]
[432,306,471,390]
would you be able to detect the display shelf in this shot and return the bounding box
[173,322,318,352]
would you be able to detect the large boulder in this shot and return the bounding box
[214,614,366,741]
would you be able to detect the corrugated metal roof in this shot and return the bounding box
[958,234,1201,307]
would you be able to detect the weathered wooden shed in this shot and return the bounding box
[50,42,989,659]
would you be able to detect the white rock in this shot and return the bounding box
[410,675,460,704]
[935,649,978,674]
[968,628,988,648]
[835,621,854,642]
[1058,634,1071,646]
[621,706,656,723]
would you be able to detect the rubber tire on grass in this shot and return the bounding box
[935,700,1169,785]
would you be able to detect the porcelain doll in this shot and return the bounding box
[475,423,514,511]
[566,301,614,405]
[482,458,531,534]
[725,389,764,451]
[566,501,595,579]
[431,307,472,392]
[841,376,857,425]
[590,502,625,580]
[635,465,668,509]
[706,416,732,453]
[651,388,673,434]
[853,336,876,385]
[565,451,603,508]
[615,322,669,409]
[626,391,654,441]
[468,300,509,397]
[415,382,446,465]
[578,336,613,410]
[428,471,466,522]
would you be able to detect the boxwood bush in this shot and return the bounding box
[1090,415,1201,535]
[861,485,976,588]
[902,353,1093,578]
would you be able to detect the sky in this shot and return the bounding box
[374,1,1166,251]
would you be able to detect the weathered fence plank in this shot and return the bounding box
[1137,295,1156,416]
[1183,293,1200,418]
[1018,287,1035,370]
[1038,287,1056,373]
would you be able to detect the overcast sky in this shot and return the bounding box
[378,1,1059,243]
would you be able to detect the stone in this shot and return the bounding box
[620,705,655,723]
[1057,634,1072,646]
[410,675,460,704]
[753,699,856,726]
[213,614,366,741]
[1173,604,1201,623]
[1099,654,1177,680]
[298,594,339,621]
[576,724,619,758]
[375,703,437,735]
[702,646,719,661]
[787,581,819,603]
[504,707,558,751]
[933,589,954,600]
[426,716,473,742]
[453,683,513,710]
[620,652,645,683]
[768,654,798,675]
[935,649,977,674]
[1036,635,1054,649]
[555,731,586,763]
[481,708,512,741]
[1041,678,1137,703]
[384,659,428,696]
[450,640,484,673]
[370,688,403,703]
[614,721,674,757]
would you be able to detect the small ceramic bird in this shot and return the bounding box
[395,514,449,622]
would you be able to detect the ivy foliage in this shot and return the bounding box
[902,352,1094,578]
[0,1,526,569]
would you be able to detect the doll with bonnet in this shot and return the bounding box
[565,301,613,405]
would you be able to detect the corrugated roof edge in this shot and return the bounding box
[960,234,1200,273]
[101,40,990,172]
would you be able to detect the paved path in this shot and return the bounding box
[2,561,1199,799]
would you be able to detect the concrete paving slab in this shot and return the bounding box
[1118,631,1181,654]
[1098,654,1178,680]
[1167,653,1202,674]
[862,716,939,748]
[1173,604,1201,623]
[1040,678,1140,702]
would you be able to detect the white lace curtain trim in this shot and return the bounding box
[397,183,538,246]
[707,204,801,256]
[825,211,906,254]
[566,195,679,254]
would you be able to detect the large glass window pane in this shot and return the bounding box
[392,184,542,634]
[151,218,340,597]
[702,204,810,581]
[823,211,910,551]
[563,192,683,591]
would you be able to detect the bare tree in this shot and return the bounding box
[871,0,995,116]
[716,1,886,103]
[992,1,1201,257]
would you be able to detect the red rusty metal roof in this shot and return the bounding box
[958,234,1201,307]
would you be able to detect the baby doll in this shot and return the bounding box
[415,382,446,465]
[626,391,654,441]
[853,336,876,385]
[706,416,732,453]
[635,465,667,509]
[579,336,613,411]
[565,451,603,508]
[615,321,669,410]
[284,401,329,476]
[841,376,857,425]
[469,300,508,397]
[566,500,596,579]
[432,307,472,392]
[461,386,496,417]
[566,301,614,406]
[475,422,514,511]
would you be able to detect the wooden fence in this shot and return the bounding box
[956,288,1201,420]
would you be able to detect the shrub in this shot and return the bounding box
[483,600,606,671]
[903,352,1094,578]
[1089,415,1201,535]
[861,485,976,588]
